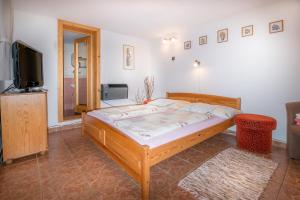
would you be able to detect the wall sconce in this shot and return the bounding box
[162,36,177,44]
[193,60,201,67]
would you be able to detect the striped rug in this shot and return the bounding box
[178,147,278,200]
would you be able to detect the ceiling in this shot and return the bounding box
[12,0,282,39]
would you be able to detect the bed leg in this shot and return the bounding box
[141,146,150,200]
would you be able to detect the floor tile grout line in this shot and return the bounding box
[275,159,290,200]
[61,132,97,199]
[35,154,44,200]
[1,130,290,200]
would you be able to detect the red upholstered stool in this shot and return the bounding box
[234,114,277,153]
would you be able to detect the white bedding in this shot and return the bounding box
[87,98,238,148]
[113,110,210,140]
[102,99,136,107]
[90,99,191,122]
[88,104,162,122]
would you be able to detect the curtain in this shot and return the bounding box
[0,0,13,81]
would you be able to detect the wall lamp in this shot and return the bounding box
[193,60,201,67]
[162,36,177,44]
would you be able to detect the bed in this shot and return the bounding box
[100,98,136,108]
[82,92,241,200]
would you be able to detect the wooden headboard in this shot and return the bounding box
[167,92,241,110]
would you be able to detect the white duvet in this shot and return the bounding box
[88,104,162,122]
[87,99,239,141]
[114,110,210,140]
[88,99,190,122]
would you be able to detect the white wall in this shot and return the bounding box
[152,0,300,142]
[13,10,158,126]
[12,0,300,141]
[101,30,153,99]
[13,10,59,127]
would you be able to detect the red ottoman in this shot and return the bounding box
[234,114,277,153]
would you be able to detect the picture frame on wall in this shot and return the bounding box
[217,28,228,43]
[123,45,135,70]
[269,20,284,33]
[184,41,191,49]
[199,36,207,45]
[241,25,254,37]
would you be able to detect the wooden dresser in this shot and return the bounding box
[0,92,48,163]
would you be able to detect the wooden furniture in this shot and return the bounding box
[286,102,300,159]
[82,92,241,200]
[234,114,276,154]
[0,92,48,163]
[58,19,100,122]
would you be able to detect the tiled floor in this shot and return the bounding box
[0,128,299,200]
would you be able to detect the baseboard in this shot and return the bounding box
[223,130,286,149]
[272,139,287,149]
[48,121,82,133]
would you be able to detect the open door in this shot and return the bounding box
[58,20,100,122]
[73,36,91,114]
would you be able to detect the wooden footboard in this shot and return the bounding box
[82,113,150,199]
[82,92,241,200]
[149,118,234,165]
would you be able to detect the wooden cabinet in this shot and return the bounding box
[0,92,48,163]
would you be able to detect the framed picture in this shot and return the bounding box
[199,36,207,45]
[123,45,135,70]
[217,28,228,43]
[269,20,284,33]
[184,41,191,49]
[78,57,87,68]
[241,25,254,37]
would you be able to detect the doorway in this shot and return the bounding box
[58,20,100,122]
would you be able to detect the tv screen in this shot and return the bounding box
[12,41,44,89]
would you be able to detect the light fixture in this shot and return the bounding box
[193,60,201,67]
[162,36,177,44]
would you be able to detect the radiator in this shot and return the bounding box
[101,84,128,100]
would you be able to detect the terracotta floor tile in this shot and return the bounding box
[38,149,74,168]
[277,184,300,200]
[0,129,297,200]
[76,154,115,184]
[0,159,39,183]
[67,141,100,159]
[176,148,212,164]
[0,181,11,200]
[156,156,194,181]
[0,163,42,200]
[39,159,82,183]
[289,159,300,170]
[8,181,42,200]
[150,165,176,194]
[89,165,139,200]
[153,184,196,200]
[259,179,282,200]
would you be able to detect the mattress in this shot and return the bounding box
[87,110,225,149]
[101,99,136,107]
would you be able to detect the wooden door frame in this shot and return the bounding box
[73,36,90,113]
[58,19,100,122]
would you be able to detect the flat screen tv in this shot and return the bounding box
[12,41,44,89]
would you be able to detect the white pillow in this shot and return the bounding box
[180,103,216,114]
[210,105,241,119]
[148,99,187,107]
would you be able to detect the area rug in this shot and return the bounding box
[178,147,278,200]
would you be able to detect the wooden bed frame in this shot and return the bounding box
[81,92,241,200]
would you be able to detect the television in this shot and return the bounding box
[12,41,44,90]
